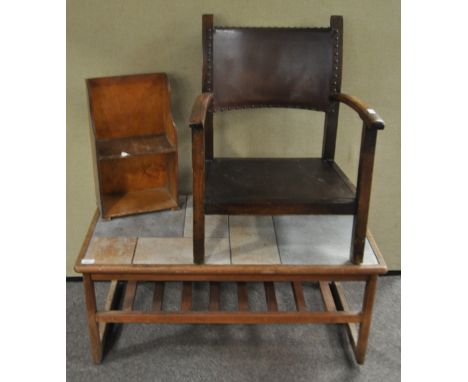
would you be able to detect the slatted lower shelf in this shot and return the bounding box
[96,280,362,326]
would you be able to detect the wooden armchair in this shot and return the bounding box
[189,15,384,265]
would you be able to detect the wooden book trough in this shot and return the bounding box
[87,73,178,219]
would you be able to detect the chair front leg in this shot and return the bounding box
[192,126,205,264]
[351,125,378,264]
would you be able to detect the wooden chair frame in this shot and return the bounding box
[189,15,385,265]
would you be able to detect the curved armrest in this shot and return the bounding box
[189,93,214,128]
[331,93,385,130]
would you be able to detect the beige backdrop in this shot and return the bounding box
[67,0,400,275]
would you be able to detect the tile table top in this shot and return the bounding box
[83,195,379,266]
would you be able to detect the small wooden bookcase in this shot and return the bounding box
[86,73,178,219]
[74,197,387,365]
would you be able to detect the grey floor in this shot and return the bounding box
[67,276,400,382]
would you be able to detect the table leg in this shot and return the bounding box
[355,275,378,364]
[83,274,103,364]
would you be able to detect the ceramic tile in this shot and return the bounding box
[229,216,280,264]
[205,238,231,264]
[133,237,192,264]
[94,195,187,237]
[82,237,137,265]
[183,196,228,238]
[274,215,378,265]
[229,216,275,237]
[133,237,230,265]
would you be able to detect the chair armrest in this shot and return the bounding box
[331,93,385,130]
[189,93,214,128]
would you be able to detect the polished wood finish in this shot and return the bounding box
[190,15,384,264]
[77,259,387,279]
[75,259,387,280]
[331,93,385,130]
[189,93,214,128]
[87,73,178,219]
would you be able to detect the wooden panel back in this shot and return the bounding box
[87,73,169,140]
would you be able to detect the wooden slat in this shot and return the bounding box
[181,282,192,312]
[264,282,278,311]
[329,281,358,351]
[237,282,249,311]
[209,282,220,311]
[122,281,137,311]
[99,280,119,342]
[96,310,362,324]
[151,282,165,311]
[319,281,337,312]
[80,262,387,276]
[291,282,306,311]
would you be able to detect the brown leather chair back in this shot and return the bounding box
[204,16,343,112]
